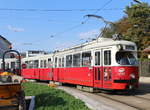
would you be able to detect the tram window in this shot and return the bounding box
[82,51,91,67]
[48,58,52,68]
[34,60,39,68]
[29,61,34,68]
[95,52,100,66]
[116,52,138,65]
[40,60,44,68]
[28,61,31,68]
[66,55,72,67]
[11,62,15,69]
[55,57,57,68]
[0,63,2,69]
[98,68,100,80]
[125,45,135,50]
[62,57,64,67]
[25,61,28,68]
[6,63,9,69]
[104,50,111,65]
[73,53,81,67]
[59,58,61,67]
[48,58,51,62]
[44,60,47,68]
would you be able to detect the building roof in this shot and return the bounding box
[143,46,150,53]
[0,35,11,45]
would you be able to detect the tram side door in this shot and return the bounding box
[93,50,103,88]
[102,48,112,89]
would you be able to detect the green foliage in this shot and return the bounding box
[23,82,90,110]
[102,2,150,54]
[125,3,150,51]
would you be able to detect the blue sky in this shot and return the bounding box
[0,0,149,52]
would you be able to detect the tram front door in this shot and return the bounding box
[93,50,103,88]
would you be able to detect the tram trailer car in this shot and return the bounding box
[2,38,139,91]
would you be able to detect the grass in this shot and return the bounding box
[22,82,90,110]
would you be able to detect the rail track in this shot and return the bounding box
[133,95,150,102]
[95,92,150,110]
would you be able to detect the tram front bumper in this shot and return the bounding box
[114,79,138,83]
[113,79,139,90]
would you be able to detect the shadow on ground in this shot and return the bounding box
[134,83,150,95]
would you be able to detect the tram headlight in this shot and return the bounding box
[117,44,123,50]
[130,73,135,79]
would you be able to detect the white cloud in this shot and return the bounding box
[7,25,24,32]
[79,29,100,40]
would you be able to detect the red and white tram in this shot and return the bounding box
[1,37,139,90]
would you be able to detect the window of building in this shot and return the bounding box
[73,53,81,67]
[82,51,91,67]
[66,55,72,67]
[104,50,111,65]
[95,51,100,66]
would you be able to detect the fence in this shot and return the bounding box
[139,60,150,77]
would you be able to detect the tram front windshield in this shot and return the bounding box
[116,51,138,65]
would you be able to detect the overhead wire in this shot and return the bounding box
[94,0,113,14]
[65,0,114,49]
[15,0,114,50]
[0,8,123,12]
[82,0,113,24]
[50,0,114,51]
[50,23,84,37]
[51,0,113,38]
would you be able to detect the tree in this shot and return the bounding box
[102,2,150,53]
[125,3,150,50]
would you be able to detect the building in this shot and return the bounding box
[0,35,12,58]
[143,46,150,59]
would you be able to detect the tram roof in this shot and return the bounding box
[22,37,136,58]
[58,37,136,52]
